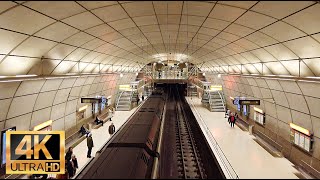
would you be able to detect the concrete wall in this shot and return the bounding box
[206,73,320,172]
[0,73,135,134]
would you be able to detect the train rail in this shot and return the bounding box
[174,86,206,179]
[159,84,225,179]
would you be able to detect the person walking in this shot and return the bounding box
[66,159,74,178]
[65,147,73,162]
[108,123,116,136]
[87,133,94,158]
[72,154,78,176]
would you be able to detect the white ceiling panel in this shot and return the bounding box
[77,1,118,10]
[252,1,314,19]
[283,4,320,34]
[11,37,57,57]
[92,4,128,22]
[62,12,103,30]
[0,5,55,34]
[25,1,86,20]
[209,4,246,22]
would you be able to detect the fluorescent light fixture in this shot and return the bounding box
[218,74,221,78]
[78,105,88,112]
[120,73,123,77]
[33,120,53,131]
[290,123,311,136]
[230,96,234,100]
[136,72,138,76]
[203,73,205,76]
[107,95,112,99]
[254,107,263,114]
[15,74,37,77]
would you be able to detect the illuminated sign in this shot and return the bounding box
[239,100,260,105]
[119,84,131,91]
[81,98,102,103]
[290,123,311,136]
[6,131,65,174]
[254,107,264,114]
[210,85,222,91]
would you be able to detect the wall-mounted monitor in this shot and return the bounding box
[1,127,16,167]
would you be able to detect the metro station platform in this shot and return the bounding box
[186,97,300,179]
[22,106,138,179]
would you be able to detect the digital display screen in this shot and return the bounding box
[1,127,16,166]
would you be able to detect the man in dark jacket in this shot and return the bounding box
[87,133,94,158]
[108,123,115,136]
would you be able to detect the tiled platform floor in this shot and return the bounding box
[186,97,300,179]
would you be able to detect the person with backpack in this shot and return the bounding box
[229,113,236,128]
[108,123,115,136]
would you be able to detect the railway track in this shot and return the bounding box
[160,84,225,179]
[173,86,207,179]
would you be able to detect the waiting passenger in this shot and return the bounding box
[142,95,144,101]
[65,147,73,162]
[80,125,90,136]
[229,113,236,128]
[95,116,103,126]
[108,123,115,136]
[87,133,94,158]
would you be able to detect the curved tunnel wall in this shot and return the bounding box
[0,73,135,137]
[207,73,320,171]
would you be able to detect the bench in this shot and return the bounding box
[298,160,320,179]
[88,111,112,130]
[235,115,249,131]
[254,130,283,157]
[65,123,90,151]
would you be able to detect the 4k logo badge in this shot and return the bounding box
[6,131,65,174]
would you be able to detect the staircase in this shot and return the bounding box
[116,91,133,111]
[202,90,226,112]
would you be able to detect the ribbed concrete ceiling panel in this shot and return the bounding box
[0,1,319,77]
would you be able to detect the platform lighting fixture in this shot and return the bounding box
[218,74,221,78]
[78,105,88,112]
[136,72,138,76]
[290,123,311,136]
[203,73,205,76]
[253,107,263,114]
[120,73,123,77]
[33,120,53,131]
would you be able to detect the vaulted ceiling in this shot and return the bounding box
[0,1,320,77]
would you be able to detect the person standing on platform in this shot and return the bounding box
[108,123,116,136]
[72,154,78,176]
[226,109,230,118]
[229,113,236,128]
[142,95,144,101]
[65,147,73,162]
[87,133,94,158]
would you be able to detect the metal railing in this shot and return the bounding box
[115,91,125,109]
[188,98,239,179]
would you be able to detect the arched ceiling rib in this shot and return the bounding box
[0,1,320,77]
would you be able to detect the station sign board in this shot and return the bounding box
[81,97,102,103]
[239,100,260,105]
